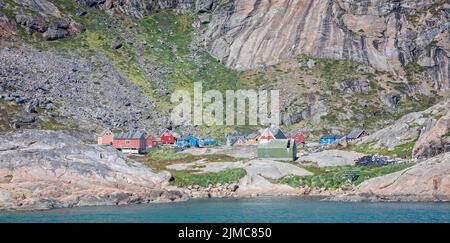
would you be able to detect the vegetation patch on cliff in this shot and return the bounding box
[279,163,414,189]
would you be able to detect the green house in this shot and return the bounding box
[257,139,297,161]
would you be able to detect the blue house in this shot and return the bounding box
[203,136,218,146]
[320,135,342,145]
[177,136,200,148]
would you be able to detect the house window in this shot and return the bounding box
[125,140,131,145]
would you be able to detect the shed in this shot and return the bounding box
[177,136,200,148]
[245,133,259,145]
[320,135,342,145]
[203,136,218,146]
[146,135,160,148]
[346,128,369,141]
[257,139,297,161]
[293,132,305,144]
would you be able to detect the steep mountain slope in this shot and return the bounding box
[0,0,448,140]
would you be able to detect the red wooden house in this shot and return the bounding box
[146,135,160,148]
[293,133,305,144]
[160,130,179,145]
[346,128,370,141]
[113,131,147,154]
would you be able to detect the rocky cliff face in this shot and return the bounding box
[204,0,449,89]
[0,130,187,211]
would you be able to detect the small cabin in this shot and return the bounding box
[293,133,305,144]
[259,128,287,144]
[346,128,369,141]
[113,131,147,154]
[320,135,342,145]
[160,130,179,145]
[97,130,114,145]
[146,135,160,148]
[257,139,297,161]
[177,136,200,148]
[203,136,218,146]
[245,133,260,145]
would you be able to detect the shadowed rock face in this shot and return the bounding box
[0,130,188,211]
[332,152,450,202]
[413,111,450,159]
[204,0,449,89]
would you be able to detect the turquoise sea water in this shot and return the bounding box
[0,197,449,223]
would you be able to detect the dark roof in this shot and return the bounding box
[347,128,365,139]
[269,128,287,139]
[245,133,259,139]
[114,131,146,140]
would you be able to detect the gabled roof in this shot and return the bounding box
[114,131,146,140]
[160,129,180,138]
[260,128,287,139]
[347,128,365,139]
[245,133,259,139]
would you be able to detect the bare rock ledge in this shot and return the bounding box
[0,130,188,211]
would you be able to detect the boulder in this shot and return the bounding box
[413,111,450,159]
[43,27,69,41]
[76,8,88,16]
[112,42,123,49]
[340,79,370,94]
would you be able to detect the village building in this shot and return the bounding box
[320,135,342,145]
[113,131,147,154]
[97,130,114,145]
[226,133,259,146]
[160,130,179,145]
[203,136,218,146]
[146,135,160,149]
[177,136,200,148]
[293,132,305,144]
[258,128,287,144]
[257,139,297,161]
[245,133,260,145]
[226,135,243,146]
[346,128,369,141]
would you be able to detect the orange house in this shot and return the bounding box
[113,131,147,154]
[98,130,114,145]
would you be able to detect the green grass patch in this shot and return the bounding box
[170,168,246,187]
[132,147,241,171]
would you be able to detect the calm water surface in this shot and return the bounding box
[1,197,449,223]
